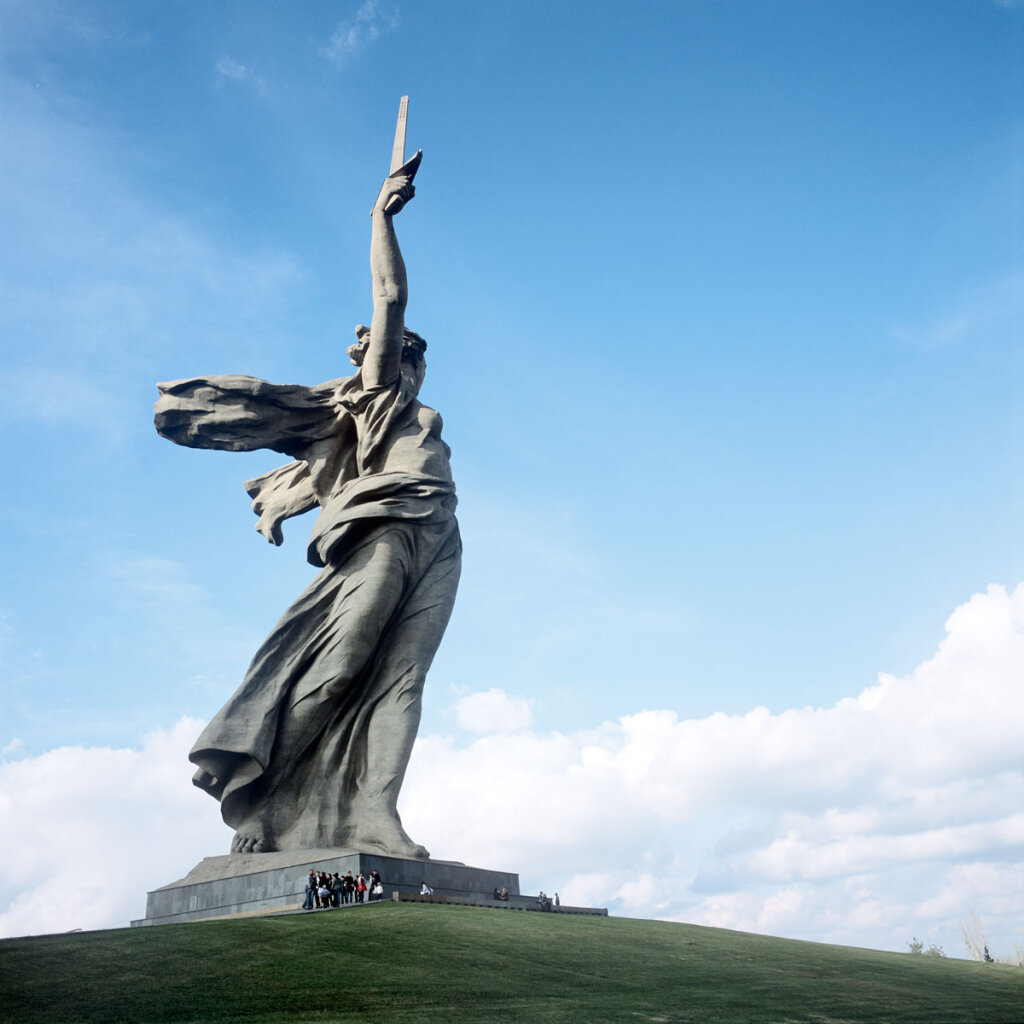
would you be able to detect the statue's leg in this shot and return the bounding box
[228,528,412,853]
[347,525,461,858]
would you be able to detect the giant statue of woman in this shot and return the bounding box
[154,168,459,860]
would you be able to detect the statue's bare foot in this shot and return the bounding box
[351,814,429,860]
[231,832,272,854]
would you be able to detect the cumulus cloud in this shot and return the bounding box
[402,583,1024,954]
[320,0,399,66]
[454,688,533,733]
[2,584,1022,957]
[0,718,230,938]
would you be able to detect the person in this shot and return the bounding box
[499,888,509,901]
[554,892,560,907]
[357,873,367,903]
[420,881,433,895]
[155,169,461,858]
[368,869,382,901]
[302,869,316,910]
[492,887,501,901]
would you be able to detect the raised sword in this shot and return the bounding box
[373,95,422,214]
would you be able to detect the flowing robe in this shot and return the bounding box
[154,367,460,851]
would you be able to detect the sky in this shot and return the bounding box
[0,0,1022,957]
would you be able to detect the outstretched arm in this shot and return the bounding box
[362,175,415,388]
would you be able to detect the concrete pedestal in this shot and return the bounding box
[132,849,521,927]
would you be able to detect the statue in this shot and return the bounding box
[154,108,458,860]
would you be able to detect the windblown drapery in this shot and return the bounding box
[155,369,460,853]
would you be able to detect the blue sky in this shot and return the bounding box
[1,0,1022,955]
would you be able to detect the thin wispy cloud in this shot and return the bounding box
[320,0,399,67]
[0,78,303,437]
[215,55,248,80]
[214,54,266,93]
[889,269,1024,349]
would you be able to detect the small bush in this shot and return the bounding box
[908,937,946,958]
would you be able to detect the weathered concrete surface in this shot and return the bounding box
[153,166,458,860]
[394,891,608,916]
[132,851,520,927]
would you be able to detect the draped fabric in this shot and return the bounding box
[154,368,460,853]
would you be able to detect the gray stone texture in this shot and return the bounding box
[154,170,457,860]
[132,851,520,926]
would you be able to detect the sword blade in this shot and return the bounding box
[390,96,408,174]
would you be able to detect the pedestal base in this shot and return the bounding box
[132,850,521,927]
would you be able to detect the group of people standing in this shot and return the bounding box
[303,868,383,909]
[537,891,559,911]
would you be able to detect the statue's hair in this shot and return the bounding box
[347,328,427,367]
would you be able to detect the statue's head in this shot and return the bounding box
[348,325,427,387]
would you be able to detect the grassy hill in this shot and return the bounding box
[2,902,1022,1023]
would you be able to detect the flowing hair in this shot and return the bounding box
[347,328,427,367]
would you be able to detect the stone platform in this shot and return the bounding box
[132,849,522,927]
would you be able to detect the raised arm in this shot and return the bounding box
[361,175,415,388]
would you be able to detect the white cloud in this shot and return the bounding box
[215,55,248,81]
[454,688,533,733]
[402,582,1024,954]
[3,583,1022,958]
[214,55,266,93]
[320,0,399,67]
[0,717,230,938]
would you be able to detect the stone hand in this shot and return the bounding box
[373,175,415,216]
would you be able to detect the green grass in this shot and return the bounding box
[2,903,1022,1023]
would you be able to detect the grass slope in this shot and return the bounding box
[2,904,1022,1024]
